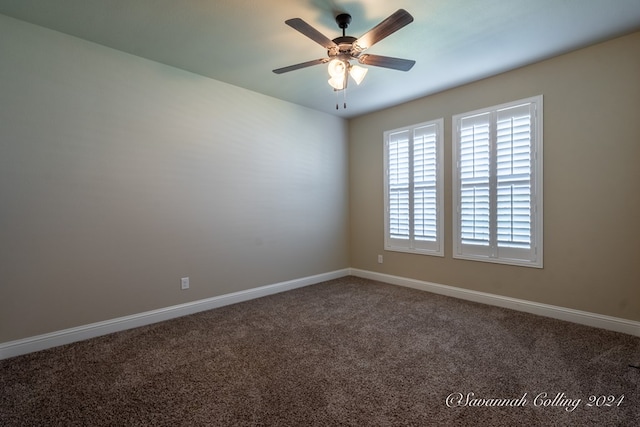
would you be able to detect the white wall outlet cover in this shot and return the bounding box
[181,277,189,290]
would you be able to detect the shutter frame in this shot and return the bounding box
[453,95,543,268]
[384,119,444,256]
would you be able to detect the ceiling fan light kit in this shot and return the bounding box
[327,59,368,90]
[273,9,416,109]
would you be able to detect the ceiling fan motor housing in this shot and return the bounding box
[329,13,357,58]
[329,36,357,58]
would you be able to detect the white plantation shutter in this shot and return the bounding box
[388,130,410,239]
[496,104,532,251]
[413,125,438,242]
[384,119,443,256]
[459,113,491,252]
[453,96,543,267]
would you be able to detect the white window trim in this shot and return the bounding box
[452,95,543,268]
[384,118,444,257]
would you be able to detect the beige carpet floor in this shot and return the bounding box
[1,276,639,426]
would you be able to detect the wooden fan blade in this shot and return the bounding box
[353,9,414,54]
[358,54,415,71]
[273,58,329,74]
[285,18,338,49]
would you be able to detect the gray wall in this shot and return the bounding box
[0,15,349,343]
[350,31,640,322]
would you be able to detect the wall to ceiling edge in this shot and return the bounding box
[0,14,350,343]
[349,31,640,322]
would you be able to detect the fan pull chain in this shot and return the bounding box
[334,88,348,110]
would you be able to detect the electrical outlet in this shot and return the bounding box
[181,277,189,290]
[378,254,383,264]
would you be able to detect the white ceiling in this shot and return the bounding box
[1,0,640,118]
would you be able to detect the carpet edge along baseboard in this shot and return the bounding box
[1,268,638,360]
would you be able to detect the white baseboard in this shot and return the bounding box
[349,269,640,337]
[3,268,637,360]
[0,269,350,360]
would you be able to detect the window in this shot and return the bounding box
[453,96,543,267]
[384,119,444,256]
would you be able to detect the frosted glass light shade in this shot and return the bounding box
[349,65,368,85]
[328,75,345,90]
[328,59,347,77]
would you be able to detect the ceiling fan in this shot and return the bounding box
[273,9,416,97]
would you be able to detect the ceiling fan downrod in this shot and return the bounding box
[335,13,352,37]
